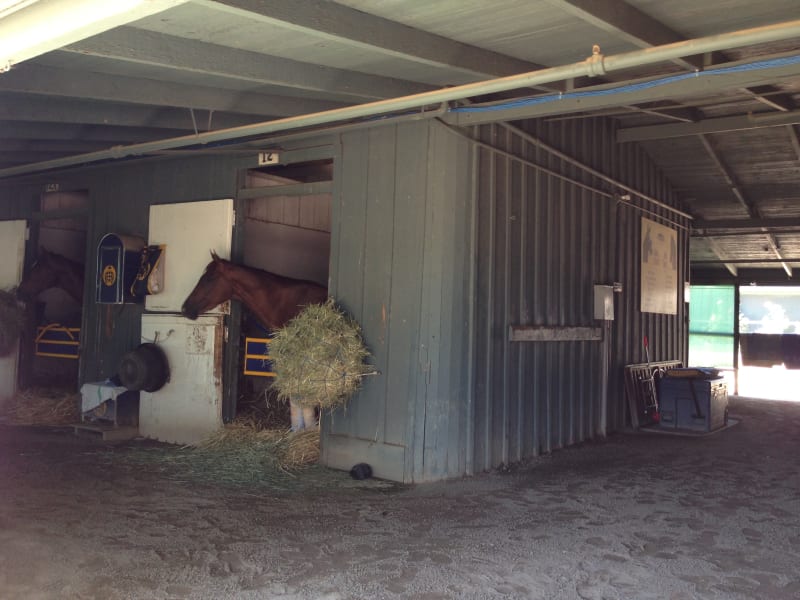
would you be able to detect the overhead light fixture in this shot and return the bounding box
[0,0,189,72]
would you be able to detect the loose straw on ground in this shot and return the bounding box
[3,387,80,426]
[195,418,320,471]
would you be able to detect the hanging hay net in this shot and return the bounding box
[3,387,80,426]
[0,289,24,357]
[269,299,375,409]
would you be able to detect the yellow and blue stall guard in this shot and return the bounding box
[35,324,80,359]
[244,337,275,377]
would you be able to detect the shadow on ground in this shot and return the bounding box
[1,397,798,599]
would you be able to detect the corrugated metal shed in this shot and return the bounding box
[322,115,688,481]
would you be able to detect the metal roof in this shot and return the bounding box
[1,0,799,279]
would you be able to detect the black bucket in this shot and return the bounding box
[118,342,169,392]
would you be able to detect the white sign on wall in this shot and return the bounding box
[640,217,678,315]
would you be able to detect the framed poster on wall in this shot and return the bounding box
[641,217,678,315]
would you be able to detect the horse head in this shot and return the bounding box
[17,249,59,301]
[181,250,233,319]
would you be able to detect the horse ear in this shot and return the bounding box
[210,250,220,261]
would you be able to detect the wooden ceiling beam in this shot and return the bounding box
[0,63,348,117]
[197,0,547,80]
[617,109,800,142]
[0,93,265,130]
[544,0,703,71]
[693,217,800,231]
[0,121,190,142]
[701,237,738,276]
[61,27,432,103]
[446,54,800,126]
[699,134,792,277]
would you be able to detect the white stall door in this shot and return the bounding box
[145,198,234,313]
[0,220,27,406]
[139,313,223,444]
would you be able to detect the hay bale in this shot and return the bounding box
[5,387,80,426]
[270,300,375,409]
[0,289,24,357]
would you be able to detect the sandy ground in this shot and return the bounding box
[1,396,799,600]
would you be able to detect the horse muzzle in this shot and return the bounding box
[181,304,198,320]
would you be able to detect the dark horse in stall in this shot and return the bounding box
[181,251,327,331]
[16,249,85,304]
[15,249,85,388]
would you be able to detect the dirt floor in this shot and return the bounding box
[1,396,799,600]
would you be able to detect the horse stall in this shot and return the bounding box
[18,192,88,391]
[236,164,332,428]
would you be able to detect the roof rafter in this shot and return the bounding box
[617,109,800,142]
[788,124,800,161]
[0,93,266,130]
[544,0,703,71]
[702,237,738,276]
[446,53,800,126]
[61,27,433,103]
[0,63,349,117]
[547,0,794,113]
[699,134,792,277]
[693,216,800,231]
[196,0,546,79]
[0,121,190,142]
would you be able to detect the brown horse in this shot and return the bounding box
[181,251,327,330]
[16,249,85,303]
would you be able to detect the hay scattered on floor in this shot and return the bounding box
[196,418,284,450]
[195,418,320,471]
[0,289,24,357]
[270,299,375,409]
[4,387,80,426]
[281,428,321,468]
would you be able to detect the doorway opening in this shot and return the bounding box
[19,191,88,391]
[688,284,800,401]
[236,159,332,426]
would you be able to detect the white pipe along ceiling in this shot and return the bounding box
[0,18,799,179]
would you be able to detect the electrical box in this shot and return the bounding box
[593,285,614,320]
[96,233,145,304]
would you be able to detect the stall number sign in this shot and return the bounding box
[258,152,280,166]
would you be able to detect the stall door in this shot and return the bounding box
[0,220,27,406]
[140,199,234,443]
[139,313,223,444]
[145,199,234,313]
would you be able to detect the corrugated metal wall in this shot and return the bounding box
[470,117,689,473]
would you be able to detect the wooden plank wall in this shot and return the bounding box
[324,121,475,482]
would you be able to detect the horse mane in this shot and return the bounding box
[212,255,323,287]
